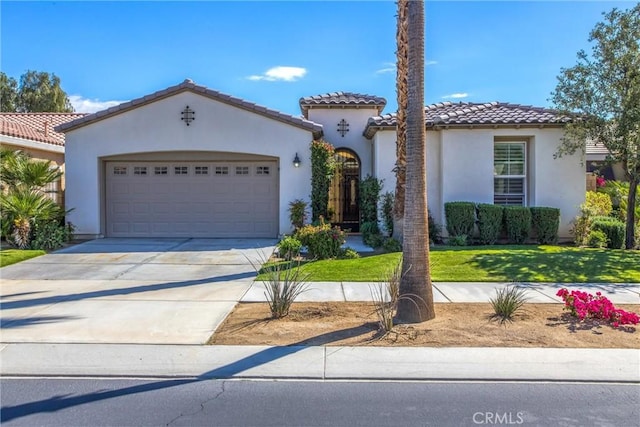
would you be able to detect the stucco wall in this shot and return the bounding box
[64,91,315,237]
[373,127,584,240]
[306,108,379,177]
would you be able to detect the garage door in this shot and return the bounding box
[105,161,278,238]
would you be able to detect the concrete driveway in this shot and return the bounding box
[0,238,276,345]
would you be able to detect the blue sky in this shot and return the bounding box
[1,1,635,115]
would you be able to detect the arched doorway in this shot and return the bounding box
[329,148,360,232]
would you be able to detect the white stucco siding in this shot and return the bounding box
[64,91,314,237]
[307,108,379,177]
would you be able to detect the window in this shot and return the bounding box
[494,142,526,205]
[256,166,270,175]
[215,166,229,175]
[235,166,249,175]
[113,166,127,175]
[154,166,168,175]
[174,166,188,175]
[195,166,209,175]
[133,166,147,175]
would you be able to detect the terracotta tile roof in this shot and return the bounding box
[56,79,324,138]
[0,113,87,147]
[299,92,387,117]
[364,101,572,138]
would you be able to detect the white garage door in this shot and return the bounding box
[105,161,278,238]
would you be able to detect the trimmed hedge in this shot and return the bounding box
[444,202,476,238]
[591,216,625,249]
[504,206,532,244]
[531,207,560,245]
[477,204,504,245]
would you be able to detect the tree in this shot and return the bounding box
[0,72,18,112]
[551,4,639,249]
[396,0,435,323]
[0,70,74,112]
[393,0,409,241]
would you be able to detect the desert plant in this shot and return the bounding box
[277,235,302,260]
[503,206,531,244]
[295,218,345,259]
[586,229,608,248]
[476,203,504,245]
[381,192,394,236]
[370,260,402,333]
[530,207,560,244]
[444,201,475,238]
[489,285,528,324]
[591,216,625,249]
[288,199,308,230]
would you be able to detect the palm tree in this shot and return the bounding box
[396,0,435,323]
[393,0,409,241]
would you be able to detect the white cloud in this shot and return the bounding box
[69,95,125,113]
[442,93,469,99]
[425,60,438,66]
[247,66,307,82]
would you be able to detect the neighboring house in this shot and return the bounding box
[586,140,625,190]
[1,112,87,204]
[57,79,584,240]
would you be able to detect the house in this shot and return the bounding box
[586,140,625,190]
[57,79,584,240]
[0,112,87,203]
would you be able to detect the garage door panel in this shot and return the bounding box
[106,160,278,237]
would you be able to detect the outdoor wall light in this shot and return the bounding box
[293,153,301,168]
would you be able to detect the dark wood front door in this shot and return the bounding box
[329,149,360,232]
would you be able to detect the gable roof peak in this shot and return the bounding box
[299,91,387,117]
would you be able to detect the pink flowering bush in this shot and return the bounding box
[556,288,639,328]
[596,176,606,188]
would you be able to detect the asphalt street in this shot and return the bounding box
[1,378,638,426]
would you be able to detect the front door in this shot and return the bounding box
[329,149,360,232]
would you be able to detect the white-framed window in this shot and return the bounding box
[215,166,229,175]
[133,166,148,176]
[494,142,526,205]
[256,166,270,175]
[235,166,249,175]
[195,166,209,175]
[113,166,127,175]
[154,166,168,175]
[174,166,189,175]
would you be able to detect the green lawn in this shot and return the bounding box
[0,248,46,267]
[261,246,640,283]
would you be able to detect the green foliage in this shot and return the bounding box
[587,229,608,248]
[382,237,402,253]
[504,206,532,244]
[251,254,309,319]
[295,219,345,259]
[428,209,442,244]
[310,140,335,222]
[277,235,302,261]
[359,175,383,223]
[381,192,394,236]
[444,201,476,238]
[551,4,639,248]
[370,258,402,333]
[338,247,360,259]
[1,148,63,191]
[361,221,383,248]
[1,188,65,244]
[599,181,640,223]
[490,285,528,324]
[530,207,560,245]
[30,220,74,251]
[584,191,613,217]
[447,235,468,246]
[288,199,308,230]
[591,216,625,249]
[1,70,73,112]
[476,204,504,245]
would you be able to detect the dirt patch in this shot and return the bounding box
[209,302,640,349]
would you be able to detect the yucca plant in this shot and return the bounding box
[489,285,529,324]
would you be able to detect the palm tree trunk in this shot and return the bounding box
[396,0,435,323]
[393,0,408,241]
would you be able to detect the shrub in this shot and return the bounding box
[586,229,608,248]
[382,237,402,253]
[381,192,394,236]
[338,247,360,259]
[448,235,468,246]
[557,288,639,328]
[359,175,383,223]
[490,285,528,324]
[584,191,613,217]
[530,207,560,245]
[428,209,443,244]
[504,206,531,244]
[277,235,302,260]
[288,199,308,230]
[591,216,625,249]
[444,202,475,238]
[310,140,335,221]
[476,204,504,245]
[361,220,383,248]
[295,219,345,259]
[30,220,74,251]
